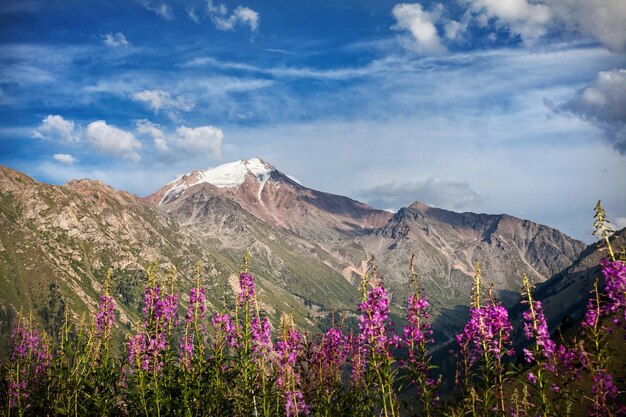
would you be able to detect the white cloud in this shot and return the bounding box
[32,115,79,143]
[615,217,626,230]
[175,125,223,158]
[206,0,227,15]
[86,120,142,161]
[133,89,194,113]
[136,119,169,153]
[558,69,626,153]
[549,0,626,54]
[102,32,129,48]
[457,0,626,52]
[391,3,446,55]
[207,1,259,32]
[358,177,487,211]
[141,1,173,20]
[52,153,77,164]
[187,7,200,23]
[134,120,223,158]
[466,0,551,45]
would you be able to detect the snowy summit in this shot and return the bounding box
[158,158,275,205]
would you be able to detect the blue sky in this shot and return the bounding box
[1,0,625,242]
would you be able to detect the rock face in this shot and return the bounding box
[0,159,587,350]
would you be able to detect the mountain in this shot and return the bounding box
[145,158,586,341]
[0,159,587,352]
[146,158,392,239]
[529,227,626,330]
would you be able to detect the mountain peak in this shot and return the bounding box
[150,157,277,205]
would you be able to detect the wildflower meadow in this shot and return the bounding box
[1,202,625,417]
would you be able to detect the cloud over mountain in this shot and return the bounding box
[358,177,487,211]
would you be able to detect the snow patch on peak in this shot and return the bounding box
[158,158,276,205]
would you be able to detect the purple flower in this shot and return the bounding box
[179,333,194,368]
[600,259,626,323]
[456,303,513,365]
[358,284,396,358]
[403,294,433,353]
[129,283,178,374]
[238,272,256,307]
[527,372,538,384]
[251,316,273,353]
[522,300,556,368]
[95,294,115,339]
[212,312,238,348]
[276,325,309,416]
[185,287,206,325]
[7,317,51,409]
[312,326,348,395]
[285,390,310,417]
[402,291,439,408]
[589,370,618,416]
[180,286,207,368]
[348,332,367,386]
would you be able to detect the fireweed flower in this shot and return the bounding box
[238,272,256,307]
[600,259,626,324]
[348,332,367,386]
[359,284,396,357]
[212,312,238,348]
[276,324,309,416]
[312,327,347,384]
[7,317,51,410]
[522,301,556,368]
[185,287,206,325]
[456,266,513,415]
[128,333,148,372]
[180,286,207,367]
[95,293,116,339]
[456,303,513,365]
[251,315,273,353]
[402,292,439,411]
[128,283,178,374]
[357,274,399,417]
[590,370,619,416]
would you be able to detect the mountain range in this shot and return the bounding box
[0,157,605,352]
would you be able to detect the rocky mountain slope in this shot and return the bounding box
[0,159,587,351]
[146,158,586,341]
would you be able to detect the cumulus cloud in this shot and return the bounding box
[207,1,259,32]
[549,0,626,54]
[102,32,129,48]
[175,125,223,158]
[358,177,487,211]
[52,153,77,164]
[391,3,446,55]
[465,0,551,45]
[136,119,169,153]
[32,115,79,143]
[460,0,626,51]
[557,69,626,153]
[615,217,626,230]
[132,89,194,113]
[86,120,142,161]
[394,0,625,53]
[134,121,223,158]
[141,1,173,20]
